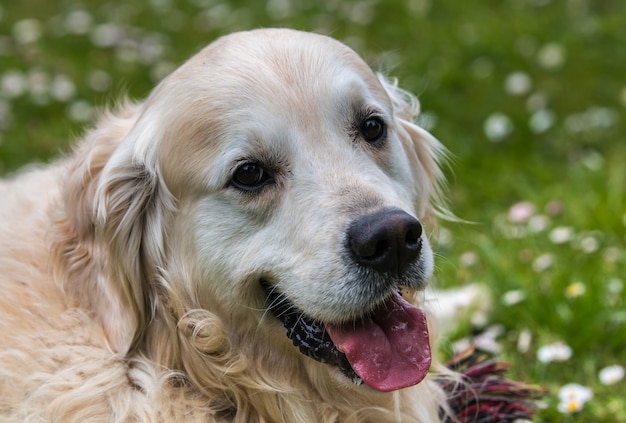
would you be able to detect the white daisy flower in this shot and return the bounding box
[599,365,625,386]
[537,342,572,363]
[557,383,592,413]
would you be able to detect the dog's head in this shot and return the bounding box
[87,29,445,393]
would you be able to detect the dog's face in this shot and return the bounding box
[96,29,444,393]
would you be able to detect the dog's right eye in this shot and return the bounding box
[360,117,386,143]
[231,162,272,191]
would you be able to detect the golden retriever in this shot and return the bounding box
[0,28,451,422]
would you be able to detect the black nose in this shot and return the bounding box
[347,208,423,275]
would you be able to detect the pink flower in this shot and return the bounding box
[508,201,536,223]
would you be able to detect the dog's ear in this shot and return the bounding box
[93,111,176,354]
[378,74,448,222]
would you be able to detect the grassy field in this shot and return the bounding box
[1,0,624,420]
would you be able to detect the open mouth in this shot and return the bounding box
[262,281,432,392]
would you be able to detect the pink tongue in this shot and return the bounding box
[325,292,431,392]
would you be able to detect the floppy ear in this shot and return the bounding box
[93,112,176,354]
[50,102,176,355]
[378,74,448,222]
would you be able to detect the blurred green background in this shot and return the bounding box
[1,0,624,420]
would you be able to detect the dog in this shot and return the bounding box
[0,28,452,422]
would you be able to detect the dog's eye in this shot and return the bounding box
[359,117,387,144]
[232,162,271,191]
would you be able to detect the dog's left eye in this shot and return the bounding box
[231,162,272,191]
[359,117,387,144]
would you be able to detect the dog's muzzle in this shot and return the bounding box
[263,208,432,392]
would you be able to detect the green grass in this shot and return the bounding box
[1,0,624,420]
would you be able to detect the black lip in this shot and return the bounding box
[261,280,362,385]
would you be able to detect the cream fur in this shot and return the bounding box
[0,29,451,422]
